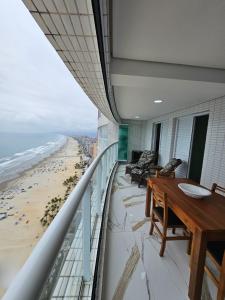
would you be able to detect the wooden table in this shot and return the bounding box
[145,178,225,300]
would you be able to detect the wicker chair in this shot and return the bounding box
[125,150,156,175]
[131,158,182,187]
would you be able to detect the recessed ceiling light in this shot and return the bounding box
[135,116,140,119]
[154,99,164,103]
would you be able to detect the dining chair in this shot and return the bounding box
[204,183,225,300]
[211,183,225,194]
[205,242,225,300]
[149,184,191,257]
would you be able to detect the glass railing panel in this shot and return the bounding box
[39,207,82,299]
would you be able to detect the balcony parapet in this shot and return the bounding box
[3,142,118,300]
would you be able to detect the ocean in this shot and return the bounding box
[0,133,67,184]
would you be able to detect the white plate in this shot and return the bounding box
[178,183,211,199]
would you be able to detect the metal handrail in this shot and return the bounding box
[3,141,118,300]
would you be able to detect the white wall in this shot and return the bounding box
[126,121,146,161]
[141,95,225,188]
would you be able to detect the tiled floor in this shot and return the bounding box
[102,165,216,300]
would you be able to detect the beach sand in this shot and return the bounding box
[0,137,82,297]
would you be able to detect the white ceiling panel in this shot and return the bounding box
[83,52,92,63]
[86,0,93,15]
[63,51,73,62]
[77,36,88,51]
[53,0,67,13]
[61,36,74,51]
[76,0,88,14]
[61,15,74,35]
[51,14,66,35]
[80,15,92,36]
[114,79,225,120]
[43,0,57,13]
[54,35,66,50]
[113,0,225,69]
[64,0,77,14]
[32,0,47,12]
[23,0,37,11]
[70,15,83,35]
[41,14,58,34]
[70,36,80,51]
[111,0,225,121]
[85,37,95,52]
[47,35,60,50]
[32,13,50,34]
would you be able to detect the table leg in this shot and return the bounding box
[145,185,151,217]
[188,229,207,300]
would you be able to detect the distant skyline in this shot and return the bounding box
[0,0,98,134]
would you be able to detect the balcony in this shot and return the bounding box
[4,1,225,300]
[3,152,220,300]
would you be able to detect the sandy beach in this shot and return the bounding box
[0,137,82,297]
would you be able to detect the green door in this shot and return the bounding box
[118,125,128,161]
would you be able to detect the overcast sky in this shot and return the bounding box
[0,0,98,135]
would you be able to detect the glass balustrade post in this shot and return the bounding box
[82,183,91,282]
[101,154,105,189]
[104,153,107,182]
[105,150,108,178]
[107,149,109,169]
[96,164,102,215]
[109,147,112,170]
[108,149,110,171]
[112,144,115,163]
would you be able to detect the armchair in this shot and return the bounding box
[125,150,156,175]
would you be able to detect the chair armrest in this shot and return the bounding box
[156,170,175,178]
[149,165,162,170]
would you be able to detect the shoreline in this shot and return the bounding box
[0,137,82,297]
[0,135,68,188]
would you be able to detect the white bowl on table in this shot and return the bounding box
[178,183,211,199]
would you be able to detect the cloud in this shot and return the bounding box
[0,0,98,134]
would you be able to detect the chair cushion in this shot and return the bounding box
[126,163,137,169]
[137,153,155,167]
[138,150,155,161]
[207,241,225,265]
[138,150,149,163]
[153,207,184,226]
[131,168,143,176]
[159,158,182,176]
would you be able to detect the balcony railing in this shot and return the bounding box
[3,142,118,300]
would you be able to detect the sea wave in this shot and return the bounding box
[0,135,67,184]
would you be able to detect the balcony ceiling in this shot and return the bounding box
[111,0,225,120]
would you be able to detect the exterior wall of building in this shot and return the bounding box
[141,95,225,189]
[97,112,119,153]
